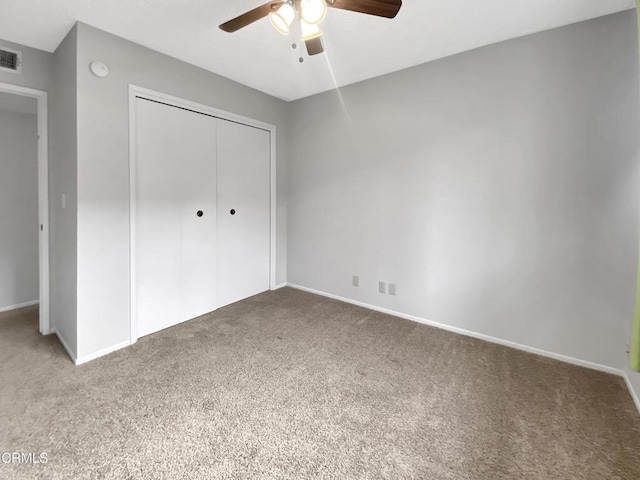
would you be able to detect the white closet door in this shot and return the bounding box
[217,120,270,307]
[135,98,218,337]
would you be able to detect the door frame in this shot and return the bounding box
[0,83,50,335]
[128,85,277,344]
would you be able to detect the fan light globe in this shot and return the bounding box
[301,20,322,40]
[301,0,327,25]
[269,3,295,35]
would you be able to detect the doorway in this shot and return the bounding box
[0,83,49,335]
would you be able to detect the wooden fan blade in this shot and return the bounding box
[219,1,282,33]
[326,0,402,19]
[305,37,324,56]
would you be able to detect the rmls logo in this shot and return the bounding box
[1,452,48,464]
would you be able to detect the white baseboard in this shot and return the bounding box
[286,283,624,377]
[52,327,132,365]
[51,328,77,364]
[0,300,39,313]
[75,340,131,366]
[272,283,288,290]
[623,372,640,414]
[288,282,640,415]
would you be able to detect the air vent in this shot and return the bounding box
[0,47,22,74]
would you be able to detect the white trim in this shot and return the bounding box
[0,83,50,335]
[0,300,39,313]
[128,85,277,344]
[51,328,77,364]
[128,88,137,344]
[623,373,640,414]
[75,340,131,366]
[270,128,277,290]
[37,91,50,334]
[129,85,276,131]
[272,283,288,290]
[286,283,625,377]
[54,329,129,366]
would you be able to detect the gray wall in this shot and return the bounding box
[74,23,289,358]
[0,39,52,316]
[4,14,640,404]
[287,11,640,370]
[50,26,78,354]
[0,39,52,92]
[0,108,39,309]
[0,34,78,353]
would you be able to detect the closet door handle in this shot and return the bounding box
[230,209,236,215]
[196,210,204,217]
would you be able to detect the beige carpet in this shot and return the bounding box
[1,287,640,479]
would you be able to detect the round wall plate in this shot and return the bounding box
[90,61,109,78]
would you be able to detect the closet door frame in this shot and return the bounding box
[127,85,277,345]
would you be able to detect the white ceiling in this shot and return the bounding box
[0,91,37,114]
[0,0,635,101]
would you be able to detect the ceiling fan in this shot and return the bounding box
[219,0,403,57]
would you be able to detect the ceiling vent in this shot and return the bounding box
[0,47,22,74]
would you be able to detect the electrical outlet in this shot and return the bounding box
[388,283,396,296]
[353,275,359,287]
[378,281,386,294]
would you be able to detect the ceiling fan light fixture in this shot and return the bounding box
[269,3,295,35]
[301,20,322,41]
[300,0,327,25]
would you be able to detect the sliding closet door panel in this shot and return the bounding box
[217,120,270,307]
[135,98,217,337]
[179,118,218,323]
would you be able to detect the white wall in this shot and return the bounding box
[287,11,640,371]
[0,108,39,309]
[74,23,289,359]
